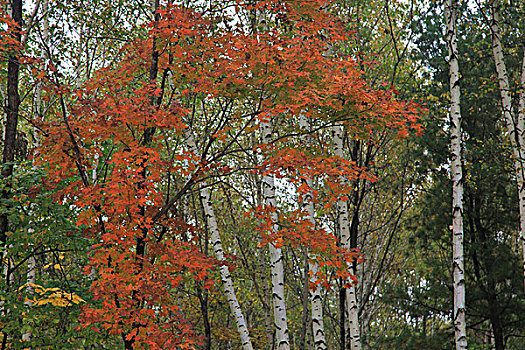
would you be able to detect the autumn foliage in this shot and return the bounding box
[34,0,421,348]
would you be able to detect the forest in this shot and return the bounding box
[0,0,524,349]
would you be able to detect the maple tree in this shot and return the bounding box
[1,0,429,349]
[38,0,418,347]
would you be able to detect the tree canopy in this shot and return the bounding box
[0,1,524,349]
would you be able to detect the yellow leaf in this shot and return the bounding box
[19,283,46,294]
[31,287,86,307]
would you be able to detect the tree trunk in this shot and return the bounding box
[339,284,346,350]
[492,322,504,350]
[488,295,504,350]
[22,251,36,343]
[300,250,309,349]
[0,3,23,347]
[332,125,361,350]
[196,283,212,350]
[184,129,254,350]
[445,1,467,349]
[1,0,23,276]
[259,246,275,349]
[309,258,327,350]
[261,116,290,350]
[253,168,275,349]
[298,115,327,350]
[489,1,525,293]
[123,2,160,347]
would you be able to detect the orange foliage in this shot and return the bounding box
[37,1,421,348]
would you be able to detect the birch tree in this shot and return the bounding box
[486,0,525,292]
[333,125,361,350]
[445,0,467,348]
[183,129,254,350]
[298,115,327,350]
[309,238,327,350]
[261,116,290,350]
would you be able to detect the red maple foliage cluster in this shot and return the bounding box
[37,1,421,348]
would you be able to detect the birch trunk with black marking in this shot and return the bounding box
[254,9,289,346]
[489,1,525,293]
[248,9,276,346]
[254,171,275,349]
[446,1,467,349]
[332,125,361,350]
[521,50,525,292]
[184,129,253,350]
[299,115,327,350]
[261,116,290,350]
[306,206,327,350]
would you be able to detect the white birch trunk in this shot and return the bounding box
[308,260,326,350]
[259,247,275,348]
[184,129,253,350]
[520,52,525,287]
[446,1,467,349]
[261,116,290,350]
[254,173,275,348]
[489,2,525,293]
[249,9,276,347]
[299,115,327,350]
[332,125,361,350]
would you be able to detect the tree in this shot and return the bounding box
[332,123,362,350]
[1,0,22,298]
[445,0,468,348]
[372,2,525,349]
[483,0,525,293]
[184,126,254,350]
[0,1,423,348]
[325,2,426,348]
[298,113,327,350]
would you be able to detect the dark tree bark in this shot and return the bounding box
[489,301,505,350]
[196,284,212,350]
[1,3,23,349]
[1,0,23,267]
